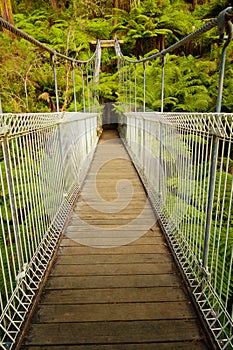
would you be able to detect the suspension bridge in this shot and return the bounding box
[0,7,233,350]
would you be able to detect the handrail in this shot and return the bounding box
[115,7,233,63]
[0,17,99,64]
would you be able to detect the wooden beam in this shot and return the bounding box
[91,40,124,48]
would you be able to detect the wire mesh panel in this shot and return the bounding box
[0,112,99,349]
[120,112,233,350]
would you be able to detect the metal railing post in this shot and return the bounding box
[52,53,59,112]
[202,28,232,274]
[202,133,219,273]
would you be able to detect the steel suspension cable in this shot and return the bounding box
[0,16,99,65]
[115,7,233,64]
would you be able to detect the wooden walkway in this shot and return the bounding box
[21,130,210,350]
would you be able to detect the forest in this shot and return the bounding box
[0,0,233,113]
[0,0,232,332]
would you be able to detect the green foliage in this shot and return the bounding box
[85,18,112,39]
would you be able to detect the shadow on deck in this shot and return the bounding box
[20,130,210,350]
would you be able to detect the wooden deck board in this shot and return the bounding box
[40,286,189,304]
[43,273,182,290]
[21,343,209,350]
[21,130,210,349]
[22,320,205,345]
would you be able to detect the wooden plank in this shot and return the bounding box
[58,245,169,255]
[60,240,166,249]
[60,236,165,247]
[64,224,160,231]
[34,301,197,323]
[54,253,171,265]
[74,207,154,215]
[45,274,181,290]
[64,227,162,237]
[79,194,148,201]
[41,287,189,304]
[22,320,204,345]
[74,202,153,210]
[75,213,155,220]
[59,237,158,248]
[21,342,209,350]
[64,223,161,231]
[50,263,174,276]
[68,218,156,226]
[67,227,158,237]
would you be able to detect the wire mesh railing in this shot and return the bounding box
[119,111,233,350]
[0,111,100,349]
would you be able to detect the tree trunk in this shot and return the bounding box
[113,0,118,29]
[0,0,14,24]
[89,0,95,19]
[160,35,165,51]
[192,0,198,10]
[50,0,59,10]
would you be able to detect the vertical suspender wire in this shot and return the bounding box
[52,54,59,113]
[117,56,121,103]
[86,63,91,113]
[143,62,146,112]
[134,64,137,112]
[128,65,131,110]
[93,41,101,112]
[88,62,92,112]
[72,61,77,112]
[159,56,166,197]
[118,57,124,105]
[125,63,129,109]
[81,65,86,113]
[124,64,127,108]
[202,33,232,274]
[124,63,127,107]
[122,61,125,106]
[161,55,166,113]
[91,60,95,112]
[129,65,132,112]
